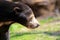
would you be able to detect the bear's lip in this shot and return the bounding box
[27,26,38,29]
[26,24,39,29]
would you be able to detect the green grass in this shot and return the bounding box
[10,17,60,40]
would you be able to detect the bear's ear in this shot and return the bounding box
[13,7,23,13]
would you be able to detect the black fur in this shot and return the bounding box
[0,1,33,40]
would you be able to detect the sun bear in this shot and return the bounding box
[0,1,39,40]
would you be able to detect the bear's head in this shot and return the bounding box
[12,2,40,29]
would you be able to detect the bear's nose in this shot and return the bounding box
[35,24,40,28]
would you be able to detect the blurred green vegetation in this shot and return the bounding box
[10,17,60,40]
